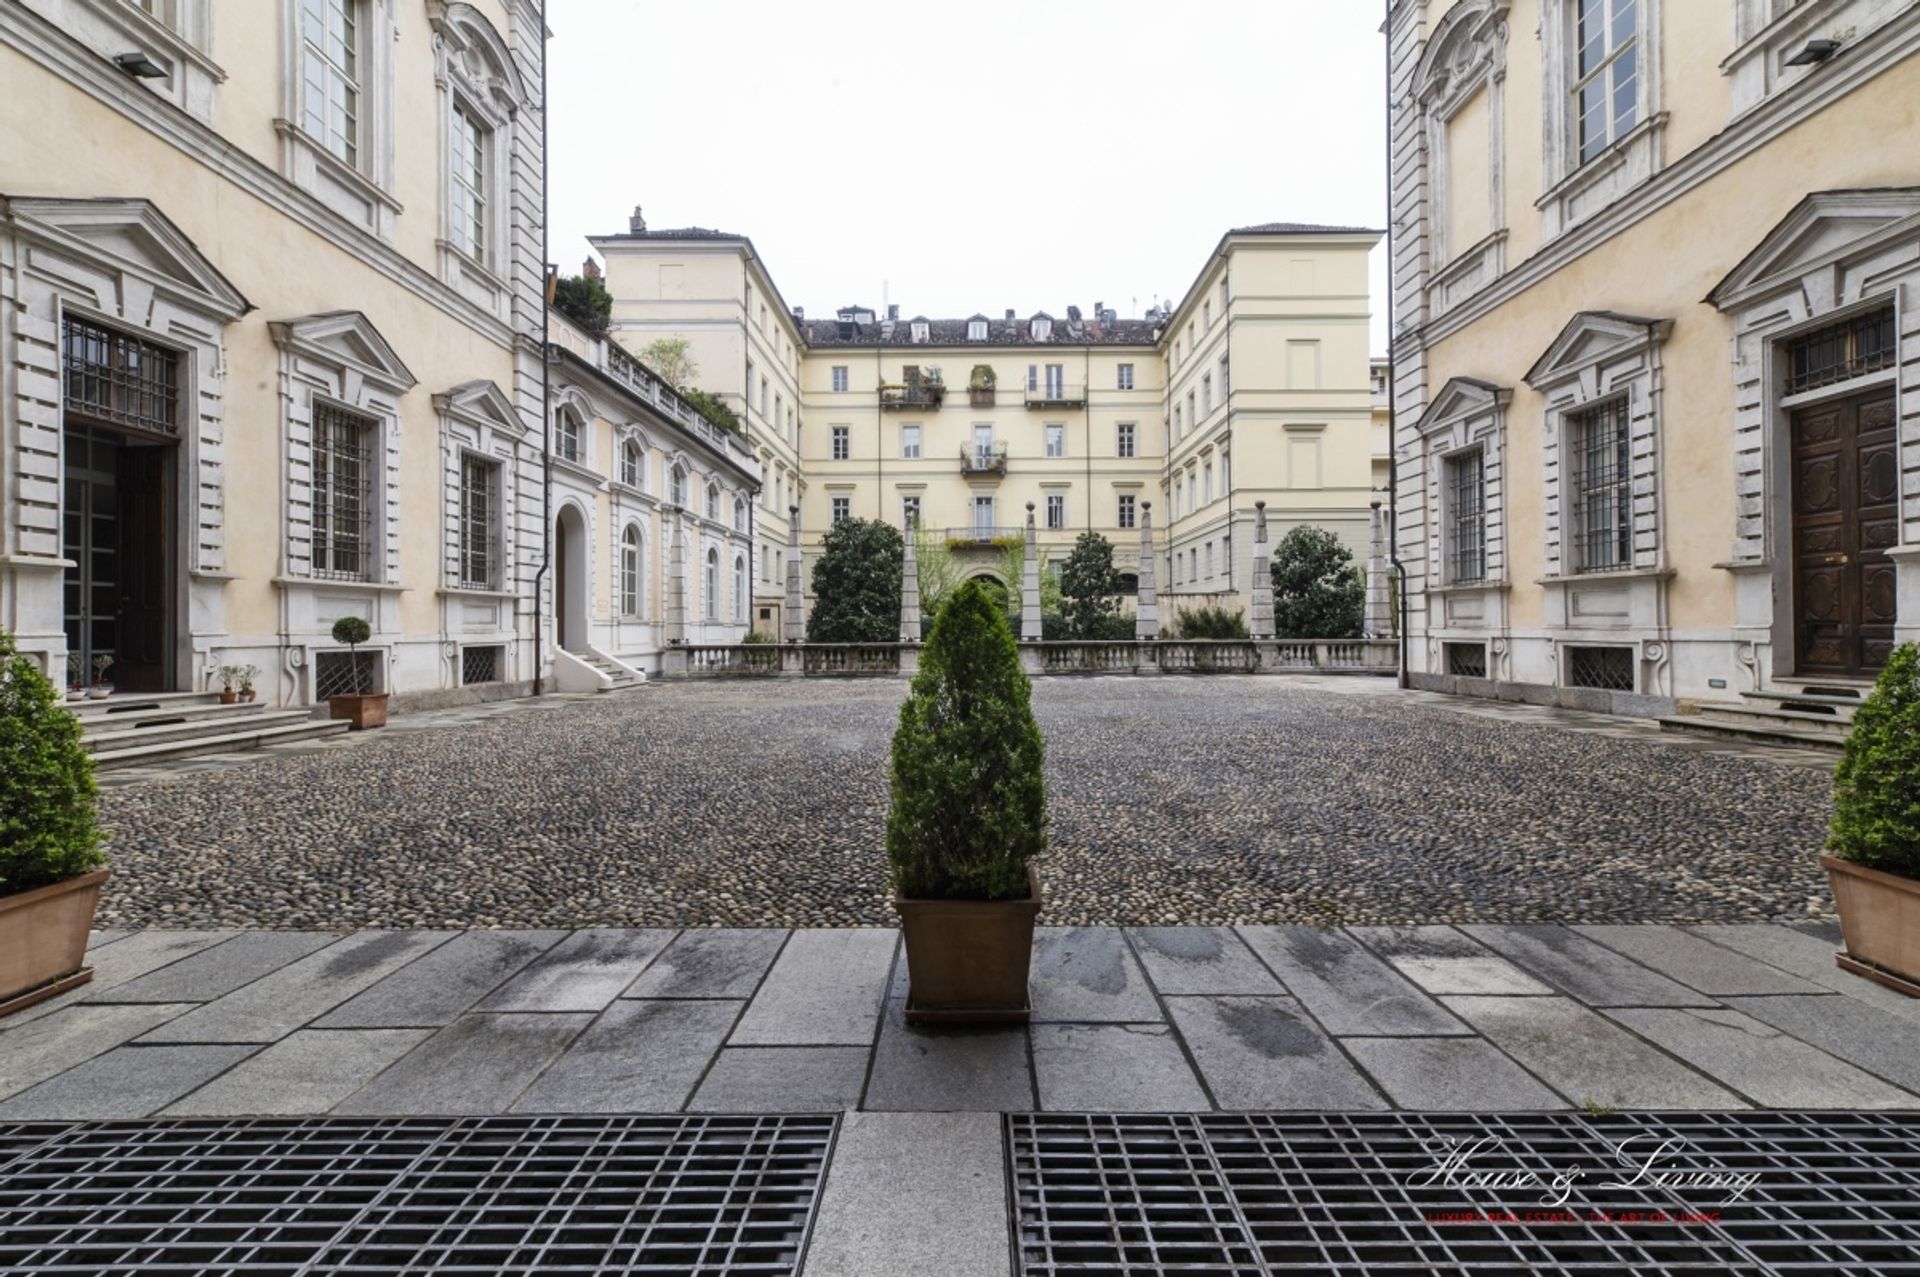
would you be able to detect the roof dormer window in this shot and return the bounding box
[910,319,929,343]
[968,318,988,341]
[1031,316,1052,341]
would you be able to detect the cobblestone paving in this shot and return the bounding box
[93,678,1838,930]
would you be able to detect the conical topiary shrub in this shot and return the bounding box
[1828,643,1920,878]
[1,630,104,897]
[887,578,1046,901]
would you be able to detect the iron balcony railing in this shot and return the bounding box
[602,343,756,463]
[1024,380,1086,408]
[944,525,1026,546]
[878,382,946,410]
[959,442,1009,476]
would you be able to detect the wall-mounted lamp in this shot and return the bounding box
[112,51,167,78]
[1784,38,1842,66]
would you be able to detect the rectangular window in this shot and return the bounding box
[900,424,921,459]
[1220,355,1230,396]
[1568,644,1635,691]
[1785,306,1897,394]
[831,365,849,392]
[1446,448,1487,583]
[760,377,769,413]
[1202,374,1213,416]
[1204,542,1214,578]
[831,496,850,524]
[61,317,179,436]
[1575,0,1638,165]
[1044,424,1065,458]
[1203,463,1213,505]
[831,426,850,461]
[1570,398,1631,572]
[1117,364,1135,391]
[1444,641,1488,678]
[1117,494,1136,529]
[973,495,995,534]
[1187,390,1197,431]
[1027,364,1039,393]
[458,453,499,589]
[1045,364,1065,399]
[902,495,921,529]
[1046,494,1065,529]
[300,0,360,166]
[449,103,488,264]
[1116,423,1136,458]
[311,402,375,581]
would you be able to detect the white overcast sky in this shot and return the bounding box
[548,1,1389,353]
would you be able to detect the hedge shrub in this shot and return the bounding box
[807,518,903,643]
[0,631,104,897]
[1171,605,1249,640]
[1828,643,1920,878]
[1271,526,1365,639]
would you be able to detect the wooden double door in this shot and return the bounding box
[1791,387,1898,677]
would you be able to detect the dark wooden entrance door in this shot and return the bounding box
[1791,387,1898,676]
[62,426,173,692]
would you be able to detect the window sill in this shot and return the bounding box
[274,575,408,593]
[435,239,506,291]
[273,119,403,214]
[1535,566,1674,586]
[1426,580,1510,595]
[438,586,517,600]
[1537,113,1667,238]
[550,456,607,488]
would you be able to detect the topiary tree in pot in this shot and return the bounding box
[1822,642,1920,993]
[887,579,1047,1021]
[327,615,390,731]
[0,629,109,1016]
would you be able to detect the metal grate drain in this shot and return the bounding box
[1009,1111,1920,1276]
[0,1113,835,1275]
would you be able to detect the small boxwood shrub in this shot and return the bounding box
[1171,605,1249,640]
[1828,643,1920,878]
[1,631,105,897]
[886,580,1047,900]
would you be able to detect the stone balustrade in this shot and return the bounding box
[658,639,1397,679]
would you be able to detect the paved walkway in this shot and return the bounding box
[6,921,1916,1122]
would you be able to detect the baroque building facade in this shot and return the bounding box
[592,217,1383,635]
[1,0,550,707]
[1390,0,1920,714]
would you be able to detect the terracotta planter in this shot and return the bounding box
[969,388,996,407]
[329,691,390,730]
[893,867,1042,1023]
[241,689,256,703]
[1,868,111,1018]
[219,689,238,704]
[1823,854,1920,996]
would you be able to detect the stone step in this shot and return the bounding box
[1739,689,1863,716]
[91,719,352,770]
[1656,714,1846,753]
[72,700,275,736]
[84,709,322,753]
[1689,701,1855,739]
[66,691,225,719]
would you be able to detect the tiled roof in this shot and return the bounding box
[1230,221,1381,235]
[801,314,1159,349]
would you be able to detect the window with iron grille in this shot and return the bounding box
[1118,494,1136,529]
[311,402,375,581]
[1568,644,1635,691]
[62,317,179,436]
[1445,641,1488,678]
[457,453,499,589]
[1046,494,1065,529]
[314,648,380,699]
[461,644,502,685]
[449,102,489,265]
[1569,397,1630,572]
[1445,448,1487,583]
[1785,306,1896,394]
[301,0,361,166]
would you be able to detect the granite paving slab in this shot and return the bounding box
[162,1029,433,1116]
[0,1003,198,1101]
[1574,925,1827,996]
[0,1044,259,1120]
[864,964,1033,1113]
[476,929,677,1012]
[1126,927,1284,996]
[728,929,897,1046]
[803,1112,1008,1277]
[1603,1006,1916,1108]
[330,1012,592,1115]
[512,1000,741,1113]
[93,932,342,1004]
[315,930,568,1027]
[1030,1024,1209,1111]
[622,928,787,999]
[1339,1037,1566,1110]
[1461,925,1715,1007]
[85,930,130,949]
[1164,996,1386,1110]
[1716,994,1920,1094]
[4,931,238,1028]
[1685,924,1920,1022]
[1236,927,1468,1035]
[1441,996,1745,1110]
[1349,926,1555,996]
[139,931,451,1043]
[1029,927,1164,1023]
[687,1047,870,1112]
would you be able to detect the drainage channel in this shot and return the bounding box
[0,1113,836,1275]
[1008,1110,1920,1275]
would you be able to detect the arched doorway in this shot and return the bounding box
[554,503,589,651]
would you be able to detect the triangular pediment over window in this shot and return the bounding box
[270,311,417,394]
[435,379,524,435]
[1525,311,1670,389]
[1415,375,1510,435]
[1707,187,1920,310]
[5,196,249,321]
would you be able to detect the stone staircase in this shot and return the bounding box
[575,650,645,692]
[1658,680,1869,753]
[69,692,350,769]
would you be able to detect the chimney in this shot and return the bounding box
[1005,308,1015,321]
[888,304,900,321]
[582,257,601,280]
[792,306,804,322]
[629,205,646,233]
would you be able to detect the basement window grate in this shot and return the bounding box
[1567,644,1636,692]
[0,1113,835,1276]
[313,649,380,701]
[1444,642,1488,678]
[461,643,503,685]
[1009,1111,1920,1276]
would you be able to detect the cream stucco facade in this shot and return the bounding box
[1391,0,1920,714]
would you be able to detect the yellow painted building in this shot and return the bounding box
[1390,0,1919,714]
[593,218,1383,631]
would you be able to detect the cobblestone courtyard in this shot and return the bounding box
[95,678,1838,930]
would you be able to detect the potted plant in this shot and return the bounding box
[326,616,389,730]
[887,578,1046,1021]
[237,664,260,703]
[1822,642,1920,996]
[968,364,997,407]
[922,368,946,406]
[0,628,109,1017]
[65,652,84,702]
[216,664,240,705]
[87,653,113,699]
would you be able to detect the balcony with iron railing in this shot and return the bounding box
[1024,380,1086,408]
[944,525,1027,547]
[959,442,1009,477]
[878,381,947,410]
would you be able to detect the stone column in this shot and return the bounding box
[666,509,688,646]
[1021,503,1042,642]
[1135,500,1159,642]
[1249,500,1275,640]
[783,503,805,643]
[900,523,922,643]
[1364,499,1393,640]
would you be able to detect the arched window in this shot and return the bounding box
[704,548,719,621]
[733,497,747,532]
[705,483,720,521]
[671,465,687,507]
[621,439,642,488]
[733,554,746,620]
[553,406,582,463]
[620,524,642,616]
